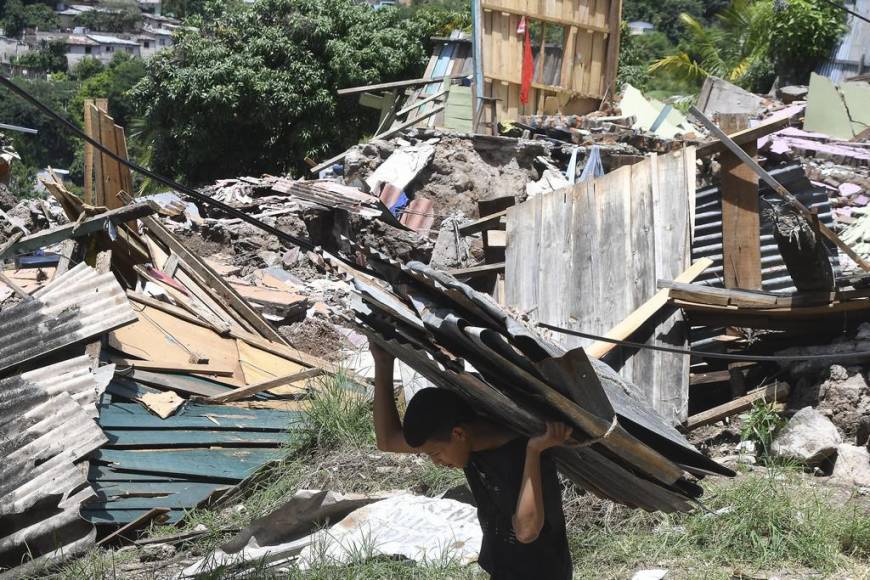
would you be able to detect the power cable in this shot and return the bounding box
[537,322,870,362]
[814,0,870,25]
[0,75,324,255]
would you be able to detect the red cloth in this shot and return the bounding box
[520,17,533,105]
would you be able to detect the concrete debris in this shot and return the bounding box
[831,444,870,487]
[770,407,842,468]
[789,364,870,439]
[696,76,766,117]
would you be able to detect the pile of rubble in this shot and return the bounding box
[2,67,870,577]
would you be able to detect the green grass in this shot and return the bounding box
[569,469,870,579]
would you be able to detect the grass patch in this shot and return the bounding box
[293,370,375,454]
[569,469,870,578]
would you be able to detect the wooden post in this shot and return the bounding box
[719,113,761,290]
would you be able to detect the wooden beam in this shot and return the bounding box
[660,280,870,308]
[120,191,289,345]
[337,75,466,95]
[395,88,450,117]
[309,105,446,174]
[586,259,713,359]
[689,106,870,271]
[719,114,761,290]
[696,114,792,157]
[0,202,157,259]
[206,368,325,404]
[480,3,610,34]
[684,382,790,431]
[458,209,509,236]
[448,262,505,277]
[108,357,236,377]
[0,271,32,300]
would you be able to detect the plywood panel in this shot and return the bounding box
[109,306,246,385]
[236,340,308,395]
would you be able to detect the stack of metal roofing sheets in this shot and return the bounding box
[347,256,734,512]
[0,357,111,579]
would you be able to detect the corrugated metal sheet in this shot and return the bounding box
[0,357,109,578]
[690,163,837,348]
[816,0,870,83]
[0,263,137,375]
[349,255,733,513]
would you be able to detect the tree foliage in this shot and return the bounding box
[132,0,431,184]
[1,0,57,37]
[13,39,67,72]
[647,0,842,90]
[71,52,147,128]
[623,0,705,42]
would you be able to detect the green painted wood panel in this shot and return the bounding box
[443,86,474,132]
[105,429,290,448]
[97,402,302,431]
[92,448,285,482]
[81,507,184,525]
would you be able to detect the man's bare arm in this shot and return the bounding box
[371,343,416,454]
[513,422,572,543]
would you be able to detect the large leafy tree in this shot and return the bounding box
[132,0,430,184]
[1,0,57,37]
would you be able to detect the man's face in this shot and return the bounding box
[419,426,472,469]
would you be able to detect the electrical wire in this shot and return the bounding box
[537,321,870,362]
[815,0,870,25]
[0,75,326,256]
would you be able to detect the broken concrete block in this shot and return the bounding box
[778,85,808,103]
[696,76,764,116]
[831,444,870,487]
[770,406,842,467]
[805,73,855,140]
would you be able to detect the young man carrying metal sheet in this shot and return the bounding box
[370,343,574,579]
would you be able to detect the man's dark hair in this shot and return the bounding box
[402,388,477,447]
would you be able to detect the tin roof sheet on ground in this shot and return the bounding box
[0,357,109,578]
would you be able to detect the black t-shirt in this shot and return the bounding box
[463,436,572,580]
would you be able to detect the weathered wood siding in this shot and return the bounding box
[505,147,695,423]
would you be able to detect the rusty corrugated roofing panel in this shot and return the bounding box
[0,357,109,578]
[0,263,137,374]
[400,198,435,233]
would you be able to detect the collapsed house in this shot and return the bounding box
[1,2,870,573]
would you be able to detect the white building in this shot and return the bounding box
[627,21,655,36]
[0,36,30,64]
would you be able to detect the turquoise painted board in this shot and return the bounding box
[97,402,302,431]
[88,464,193,482]
[105,429,290,448]
[89,482,224,510]
[92,448,285,482]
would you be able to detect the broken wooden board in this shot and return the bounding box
[236,339,309,395]
[108,304,247,385]
[207,368,325,404]
[684,382,790,431]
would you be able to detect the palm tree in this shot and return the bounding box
[649,0,770,85]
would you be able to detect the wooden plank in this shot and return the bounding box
[97,402,302,430]
[83,101,95,205]
[96,508,170,547]
[689,105,870,271]
[0,203,157,259]
[603,0,622,96]
[108,358,236,377]
[458,208,509,235]
[696,114,792,157]
[206,368,324,404]
[105,429,289,447]
[91,448,285,482]
[128,369,234,398]
[99,111,125,210]
[395,88,449,117]
[0,270,31,300]
[115,124,134,196]
[236,339,308,392]
[684,382,790,431]
[481,2,610,33]
[448,261,505,277]
[82,508,183,526]
[129,202,288,344]
[337,74,466,95]
[719,114,761,290]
